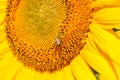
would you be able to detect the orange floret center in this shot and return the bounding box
[6,0,93,72]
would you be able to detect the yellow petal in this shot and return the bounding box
[15,67,36,80]
[115,31,120,39]
[85,32,98,51]
[90,24,120,40]
[49,73,55,80]
[0,55,22,80]
[99,74,108,80]
[81,50,117,80]
[71,55,96,80]
[0,28,5,38]
[0,0,7,23]
[0,0,7,3]
[92,0,120,9]
[0,40,10,57]
[0,52,14,70]
[93,8,120,25]
[94,24,120,30]
[90,21,120,64]
[52,70,64,80]
[0,32,10,58]
[63,66,74,80]
[0,24,6,42]
[0,20,5,29]
[0,24,9,58]
[113,61,120,80]
[35,72,51,80]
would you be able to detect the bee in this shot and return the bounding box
[55,31,62,46]
[56,38,61,46]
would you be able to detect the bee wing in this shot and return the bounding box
[56,38,61,45]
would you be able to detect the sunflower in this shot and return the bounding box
[0,0,120,80]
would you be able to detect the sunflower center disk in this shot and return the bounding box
[6,0,93,72]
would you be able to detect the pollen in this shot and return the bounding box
[6,0,93,72]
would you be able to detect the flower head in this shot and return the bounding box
[0,0,120,80]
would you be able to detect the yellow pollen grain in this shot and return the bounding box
[6,0,93,72]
